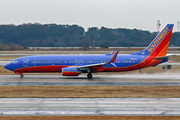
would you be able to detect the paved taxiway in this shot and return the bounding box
[0,74,180,86]
[0,98,180,115]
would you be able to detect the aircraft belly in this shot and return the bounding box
[104,67,140,72]
[13,65,66,73]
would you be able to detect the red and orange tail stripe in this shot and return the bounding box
[145,25,173,67]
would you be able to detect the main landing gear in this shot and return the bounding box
[87,73,92,79]
[20,74,24,78]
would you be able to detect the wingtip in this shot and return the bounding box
[115,51,119,54]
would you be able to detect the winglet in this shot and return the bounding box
[110,51,119,63]
[155,54,175,59]
[78,51,119,69]
[110,50,115,54]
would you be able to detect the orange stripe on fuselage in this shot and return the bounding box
[145,42,170,68]
[144,28,173,68]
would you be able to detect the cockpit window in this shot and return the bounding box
[12,60,18,63]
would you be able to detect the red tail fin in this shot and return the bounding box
[132,24,174,57]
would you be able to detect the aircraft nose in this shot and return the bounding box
[4,63,11,70]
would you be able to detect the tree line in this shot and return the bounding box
[0,23,179,48]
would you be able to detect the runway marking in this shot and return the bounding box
[0,98,180,116]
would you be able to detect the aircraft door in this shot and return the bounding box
[75,60,78,65]
[23,58,29,67]
[79,60,83,65]
[75,59,83,66]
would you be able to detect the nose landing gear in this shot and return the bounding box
[14,72,24,78]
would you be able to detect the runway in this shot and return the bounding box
[0,98,180,116]
[0,74,180,86]
[1,73,180,116]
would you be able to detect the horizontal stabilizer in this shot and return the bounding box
[155,54,175,59]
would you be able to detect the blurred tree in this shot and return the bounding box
[0,23,179,48]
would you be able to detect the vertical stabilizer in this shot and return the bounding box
[132,24,174,57]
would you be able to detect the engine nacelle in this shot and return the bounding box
[62,67,80,76]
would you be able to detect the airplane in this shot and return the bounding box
[4,24,174,79]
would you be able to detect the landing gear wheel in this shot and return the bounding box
[20,74,24,78]
[87,73,92,79]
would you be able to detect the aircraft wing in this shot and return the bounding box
[77,51,119,69]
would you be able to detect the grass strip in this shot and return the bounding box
[0,86,180,98]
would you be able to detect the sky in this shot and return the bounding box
[0,0,179,32]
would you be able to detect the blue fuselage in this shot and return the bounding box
[4,54,167,73]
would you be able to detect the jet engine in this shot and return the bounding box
[62,67,80,76]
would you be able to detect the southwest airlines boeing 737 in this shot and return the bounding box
[4,24,174,79]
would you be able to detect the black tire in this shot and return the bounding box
[87,73,92,79]
[20,74,24,78]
